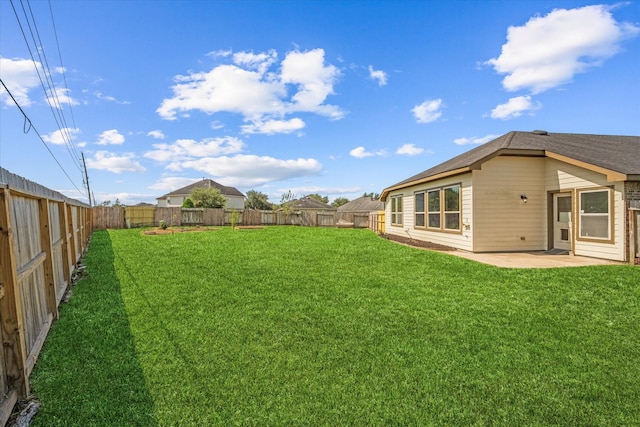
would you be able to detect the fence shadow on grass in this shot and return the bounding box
[29,230,158,426]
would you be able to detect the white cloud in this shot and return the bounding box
[349,146,387,159]
[454,134,500,145]
[149,176,200,192]
[486,5,640,94]
[396,143,424,156]
[175,155,323,187]
[241,118,305,135]
[411,99,443,123]
[86,151,146,173]
[0,57,42,106]
[368,65,388,86]
[490,95,540,120]
[211,121,225,130]
[350,146,373,158]
[281,49,344,119]
[232,49,277,74]
[157,48,344,133]
[147,130,165,139]
[46,87,79,108]
[42,127,81,145]
[144,136,245,162]
[96,129,125,145]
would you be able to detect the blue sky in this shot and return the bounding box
[1,0,639,205]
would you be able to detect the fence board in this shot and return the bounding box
[125,206,155,228]
[0,169,90,415]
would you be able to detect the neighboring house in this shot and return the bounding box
[156,179,245,209]
[285,197,337,211]
[380,131,640,263]
[337,196,384,213]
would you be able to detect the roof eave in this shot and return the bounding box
[545,151,628,182]
[380,166,471,201]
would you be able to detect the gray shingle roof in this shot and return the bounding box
[382,131,640,199]
[291,197,336,210]
[337,196,384,212]
[158,179,244,199]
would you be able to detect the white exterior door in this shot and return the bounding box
[553,193,572,251]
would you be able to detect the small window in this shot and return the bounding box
[427,189,440,229]
[444,185,460,231]
[415,192,425,228]
[391,195,403,226]
[578,189,611,240]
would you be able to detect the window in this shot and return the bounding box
[391,195,403,226]
[427,189,440,229]
[415,192,425,227]
[426,184,461,232]
[578,188,612,241]
[444,185,460,231]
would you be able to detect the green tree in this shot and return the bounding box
[331,197,350,208]
[280,190,297,215]
[181,198,195,208]
[245,190,272,210]
[190,187,226,208]
[363,192,380,200]
[99,200,111,207]
[305,193,329,204]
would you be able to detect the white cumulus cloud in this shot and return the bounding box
[454,134,500,145]
[46,87,79,108]
[147,130,165,139]
[490,96,540,120]
[396,143,424,156]
[157,48,344,133]
[486,5,639,94]
[86,151,146,173]
[241,118,305,135]
[149,176,200,192]
[350,146,374,158]
[368,65,388,86]
[0,57,42,107]
[96,129,125,145]
[176,155,323,187]
[411,99,443,123]
[144,136,245,162]
[42,127,81,145]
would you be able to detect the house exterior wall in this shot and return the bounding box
[544,159,626,261]
[385,173,473,251]
[472,156,546,252]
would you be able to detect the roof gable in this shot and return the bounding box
[381,131,640,200]
[157,179,244,199]
[291,197,336,210]
[337,196,384,212]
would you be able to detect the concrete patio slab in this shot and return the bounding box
[447,251,624,268]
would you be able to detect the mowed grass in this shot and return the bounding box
[31,227,640,426]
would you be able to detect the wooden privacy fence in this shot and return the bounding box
[0,169,90,426]
[93,207,382,230]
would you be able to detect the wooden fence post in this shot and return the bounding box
[38,199,58,319]
[0,188,29,399]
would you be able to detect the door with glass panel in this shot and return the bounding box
[553,193,572,251]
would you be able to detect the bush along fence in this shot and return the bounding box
[94,206,385,231]
[0,168,91,426]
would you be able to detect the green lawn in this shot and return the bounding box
[31,227,640,426]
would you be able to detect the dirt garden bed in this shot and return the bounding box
[142,226,219,235]
[382,233,457,251]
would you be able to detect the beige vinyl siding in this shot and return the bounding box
[473,156,546,252]
[544,159,625,261]
[385,174,473,251]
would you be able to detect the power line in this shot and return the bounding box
[9,0,84,172]
[0,77,86,197]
